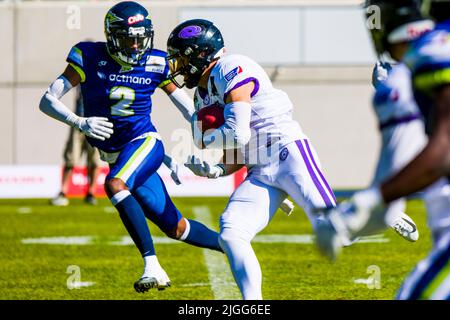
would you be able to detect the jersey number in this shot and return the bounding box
[109,86,135,116]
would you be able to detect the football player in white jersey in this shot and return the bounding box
[316,0,450,300]
[166,19,339,300]
[367,0,439,241]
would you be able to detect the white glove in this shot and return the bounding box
[68,115,114,141]
[184,155,224,179]
[280,199,295,216]
[372,61,392,88]
[163,155,182,185]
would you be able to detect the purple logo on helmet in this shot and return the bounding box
[179,25,203,39]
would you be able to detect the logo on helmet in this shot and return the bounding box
[128,14,144,25]
[179,25,203,39]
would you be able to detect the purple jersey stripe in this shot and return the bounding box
[295,140,333,208]
[303,139,337,205]
[223,77,260,101]
[379,113,421,130]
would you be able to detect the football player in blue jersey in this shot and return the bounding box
[316,0,450,299]
[39,1,223,293]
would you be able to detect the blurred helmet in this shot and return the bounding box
[104,1,154,65]
[166,19,225,89]
[424,0,450,23]
[364,0,434,56]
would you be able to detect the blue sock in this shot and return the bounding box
[113,193,155,257]
[183,219,223,253]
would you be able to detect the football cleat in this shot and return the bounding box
[50,192,69,206]
[134,267,171,293]
[84,193,98,206]
[390,212,419,242]
[315,217,344,261]
[280,199,295,216]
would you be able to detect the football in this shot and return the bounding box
[196,104,225,133]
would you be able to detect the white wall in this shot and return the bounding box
[1,1,380,189]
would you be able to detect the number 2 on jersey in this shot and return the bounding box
[109,86,135,116]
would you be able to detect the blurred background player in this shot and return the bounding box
[167,19,337,300]
[39,1,224,293]
[51,85,101,206]
[316,0,450,300]
[357,0,438,241]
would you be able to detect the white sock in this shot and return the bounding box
[142,255,161,277]
[219,228,262,300]
[110,190,131,206]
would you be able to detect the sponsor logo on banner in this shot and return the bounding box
[0,166,60,198]
[65,167,109,197]
[0,166,246,198]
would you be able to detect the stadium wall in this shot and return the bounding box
[0,1,380,191]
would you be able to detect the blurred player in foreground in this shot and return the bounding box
[51,85,102,206]
[316,0,450,300]
[360,0,439,242]
[39,1,224,293]
[166,19,338,300]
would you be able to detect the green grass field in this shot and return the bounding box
[0,197,432,300]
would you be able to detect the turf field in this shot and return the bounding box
[0,197,431,300]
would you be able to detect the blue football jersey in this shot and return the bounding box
[66,41,171,152]
[403,20,450,134]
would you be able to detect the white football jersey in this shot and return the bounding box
[372,63,422,126]
[193,54,305,163]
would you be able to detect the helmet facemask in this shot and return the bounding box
[167,46,214,89]
[107,25,154,65]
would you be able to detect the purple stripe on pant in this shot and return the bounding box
[303,139,337,205]
[295,140,335,208]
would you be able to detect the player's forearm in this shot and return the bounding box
[39,76,80,127]
[382,87,450,202]
[381,135,450,203]
[203,101,251,149]
[168,88,195,122]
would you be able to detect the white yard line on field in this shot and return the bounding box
[17,207,32,214]
[192,206,241,300]
[21,234,390,246]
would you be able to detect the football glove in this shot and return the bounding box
[68,115,114,141]
[372,61,392,88]
[184,155,224,179]
[163,155,182,185]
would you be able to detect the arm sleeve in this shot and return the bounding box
[202,101,252,149]
[168,88,195,122]
[39,75,79,127]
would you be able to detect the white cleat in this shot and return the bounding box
[134,267,171,293]
[50,193,69,206]
[280,199,295,216]
[390,213,419,242]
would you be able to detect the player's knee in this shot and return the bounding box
[218,227,252,249]
[104,178,127,197]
